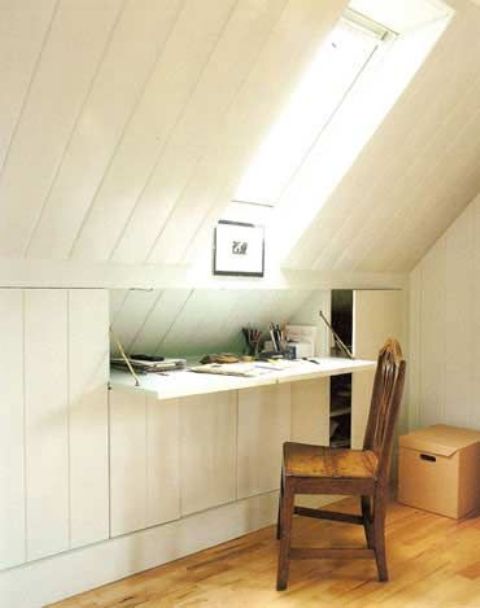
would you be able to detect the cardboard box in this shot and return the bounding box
[398,424,480,519]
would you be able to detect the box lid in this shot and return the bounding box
[399,424,480,457]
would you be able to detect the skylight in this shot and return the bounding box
[233,13,388,208]
[209,0,454,280]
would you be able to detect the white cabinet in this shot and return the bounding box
[146,396,181,527]
[109,389,147,536]
[290,378,330,508]
[0,288,110,566]
[69,290,110,548]
[237,384,291,499]
[109,390,181,537]
[24,290,70,561]
[180,391,236,516]
[0,291,26,569]
[290,378,330,446]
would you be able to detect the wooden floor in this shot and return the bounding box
[50,499,480,608]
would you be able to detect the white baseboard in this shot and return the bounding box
[0,492,279,608]
[0,491,342,608]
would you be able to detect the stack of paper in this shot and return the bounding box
[190,362,275,378]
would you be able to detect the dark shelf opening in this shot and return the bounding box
[329,290,353,448]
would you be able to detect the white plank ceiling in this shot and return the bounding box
[109,287,319,357]
[287,1,480,272]
[1,0,480,276]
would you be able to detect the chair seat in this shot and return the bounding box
[283,442,378,479]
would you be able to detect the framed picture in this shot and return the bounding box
[213,220,265,277]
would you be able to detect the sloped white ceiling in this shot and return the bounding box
[0,0,345,266]
[286,1,480,272]
[109,287,326,357]
[0,0,479,277]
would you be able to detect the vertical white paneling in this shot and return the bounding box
[408,193,480,434]
[408,264,422,430]
[0,0,122,257]
[110,390,181,536]
[109,388,147,537]
[290,379,329,446]
[0,290,25,569]
[146,396,180,527]
[290,377,330,508]
[419,238,446,427]
[0,1,57,169]
[237,384,291,499]
[180,391,236,516]
[68,290,109,549]
[444,205,474,427]
[24,289,69,561]
[352,289,404,448]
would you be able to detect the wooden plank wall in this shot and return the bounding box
[109,287,330,357]
[0,289,109,569]
[0,0,344,268]
[408,192,480,430]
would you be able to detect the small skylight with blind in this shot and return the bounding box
[217,0,453,274]
[233,11,390,209]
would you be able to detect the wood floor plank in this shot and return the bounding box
[49,499,480,607]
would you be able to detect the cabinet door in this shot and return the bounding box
[352,290,404,449]
[68,290,109,548]
[290,378,330,508]
[291,378,329,446]
[237,384,291,499]
[0,290,25,569]
[180,391,236,516]
[146,396,180,528]
[25,290,69,561]
[110,390,181,537]
[109,389,147,537]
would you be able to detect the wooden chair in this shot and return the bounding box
[276,338,406,590]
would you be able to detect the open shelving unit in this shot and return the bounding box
[329,290,353,448]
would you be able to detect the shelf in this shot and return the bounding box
[330,406,351,418]
[330,437,350,448]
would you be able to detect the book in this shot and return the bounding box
[110,357,186,374]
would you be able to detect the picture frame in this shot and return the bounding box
[213,220,265,277]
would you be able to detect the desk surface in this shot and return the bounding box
[110,357,376,401]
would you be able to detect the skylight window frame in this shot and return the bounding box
[232,11,396,213]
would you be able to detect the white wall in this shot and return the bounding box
[408,192,480,431]
[0,289,110,570]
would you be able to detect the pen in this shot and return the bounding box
[303,357,320,365]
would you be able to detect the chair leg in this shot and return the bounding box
[276,471,284,540]
[361,495,373,549]
[276,478,295,591]
[372,493,388,582]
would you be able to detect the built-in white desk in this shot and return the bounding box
[110,357,376,400]
[108,356,376,542]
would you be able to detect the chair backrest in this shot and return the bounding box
[363,338,406,484]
